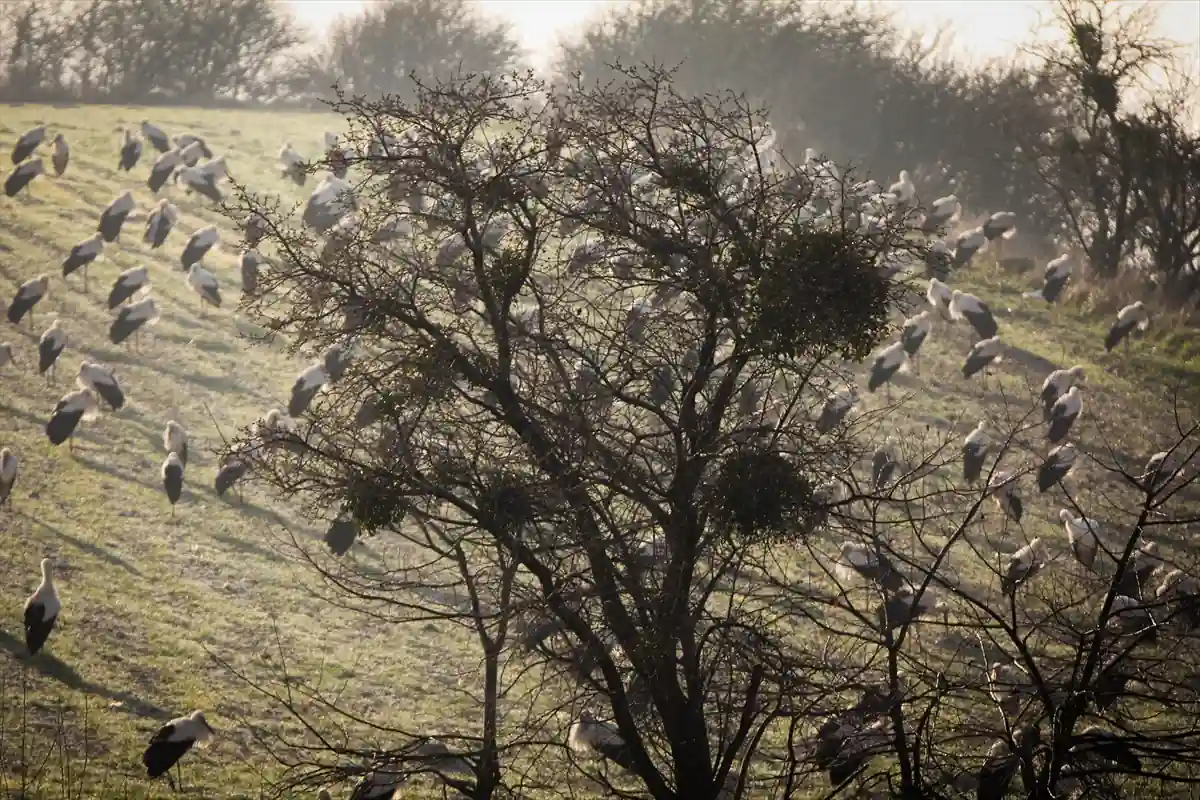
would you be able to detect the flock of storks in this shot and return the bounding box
[0,115,1182,798]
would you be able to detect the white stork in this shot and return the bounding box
[51,134,69,176]
[950,290,998,340]
[163,420,188,468]
[288,364,329,417]
[816,388,858,434]
[62,232,104,292]
[181,225,219,270]
[240,250,262,297]
[109,295,158,349]
[1104,301,1150,353]
[952,227,987,268]
[244,211,268,247]
[0,448,16,507]
[927,278,954,320]
[175,165,223,203]
[215,456,249,501]
[178,138,207,167]
[11,125,45,164]
[1001,538,1047,595]
[142,710,215,785]
[1061,510,1100,569]
[186,264,221,310]
[987,471,1023,523]
[303,175,355,232]
[962,421,989,484]
[925,239,952,280]
[4,157,44,198]
[1037,443,1077,492]
[148,148,182,193]
[108,266,149,309]
[23,557,60,655]
[1047,386,1082,444]
[900,310,933,374]
[982,211,1017,241]
[98,190,135,242]
[141,120,171,153]
[78,361,125,411]
[921,194,960,233]
[7,274,49,328]
[1024,254,1072,304]
[962,337,1004,385]
[162,452,184,516]
[887,170,915,207]
[867,341,908,398]
[568,710,636,771]
[45,388,98,450]
[1041,366,1085,420]
[836,540,905,591]
[37,319,67,383]
[279,142,307,186]
[118,128,142,171]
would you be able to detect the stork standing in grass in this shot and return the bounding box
[1002,538,1047,595]
[98,190,135,242]
[1061,510,1100,569]
[952,227,987,268]
[240,251,261,296]
[962,337,1004,388]
[161,452,184,516]
[950,290,998,340]
[900,310,933,374]
[186,264,221,310]
[148,148,182,193]
[7,274,49,328]
[23,558,59,656]
[289,364,329,417]
[181,225,219,270]
[925,240,952,281]
[962,421,989,484]
[921,194,960,234]
[1041,366,1085,420]
[46,388,97,450]
[0,448,16,507]
[142,710,214,789]
[109,295,158,351]
[62,232,103,292]
[37,319,67,383]
[927,278,954,321]
[214,456,248,501]
[51,134,69,176]
[1048,386,1083,444]
[1025,254,1072,304]
[568,710,636,771]
[108,266,149,309]
[303,175,355,232]
[1105,301,1151,353]
[11,125,45,164]
[982,210,1018,259]
[163,420,188,467]
[118,128,142,171]
[78,361,125,411]
[279,142,307,186]
[144,199,177,248]
[244,211,268,247]
[141,120,171,153]
[177,138,207,167]
[867,341,907,400]
[1037,443,1077,492]
[175,165,223,203]
[4,157,44,198]
[987,471,1024,524]
[816,388,858,434]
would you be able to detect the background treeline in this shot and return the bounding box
[2,0,1197,298]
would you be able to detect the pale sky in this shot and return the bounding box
[285,0,1200,73]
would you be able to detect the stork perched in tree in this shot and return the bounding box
[98,190,135,242]
[142,710,214,787]
[1104,301,1151,353]
[51,134,69,176]
[816,388,858,434]
[962,421,989,484]
[1002,538,1047,595]
[1024,254,1072,304]
[5,157,44,198]
[568,710,636,771]
[1061,510,1100,569]
[1037,444,1077,492]
[867,341,907,399]
[118,128,142,171]
[900,310,933,374]
[45,388,98,450]
[186,264,221,309]
[952,227,987,268]
[163,420,188,468]
[927,278,954,321]
[141,120,171,153]
[987,471,1023,523]
[181,225,219,270]
[7,274,49,328]
[279,142,307,186]
[950,290,998,340]
[62,232,103,292]
[109,295,158,349]
[148,148,182,193]
[37,319,67,383]
[23,558,59,656]
[1047,386,1082,444]
[0,448,16,507]
[1041,366,1085,421]
[962,337,1004,385]
[11,125,45,164]
[107,266,149,309]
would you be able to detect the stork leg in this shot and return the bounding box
[83,264,89,294]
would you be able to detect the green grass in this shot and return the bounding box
[0,103,1197,799]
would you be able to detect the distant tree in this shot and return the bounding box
[219,66,927,799]
[0,2,74,100]
[307,0,520,101]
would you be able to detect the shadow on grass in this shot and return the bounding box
[31,518,143,577]
[208,531,286,563]
[0,630,169,720]
[72,453,159,495]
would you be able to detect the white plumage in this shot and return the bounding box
[949,290,998,340]
[175,165,223,202]
[23,557,60,655]
[279,142,307,185]
[288,364,329,417]
[37,318,67,380]
[1040,365,1084,420]
[0,447,17,507]
[141,120,171,153]
[982,210,1018,240]
[45,388,98,449]
[952,227,987,267]
[4,157,44,197]
[164,420,189,468]
[118,128,142,171]
[142,710,214,780]
[987,470,1023,523]
[1047,386,1083,444]
[181,225,220,270]
[1025,254,1073,303]
[148,148,182,193]
[1061,510,1099,569]
[78,361,125,410]
[1037,443,1077,492]
[303,175,356,232]
[1002,537,1047,595]
[11,125,45,163]
[1104,301,1151,352]
[867,341,908,394]
[52,133,69,175]
[108,266,150,310]
[187,264,222,308]
[962,336,1004,380]
[927,278,954,320]
[568,710,635,770]
[887,170,915,205]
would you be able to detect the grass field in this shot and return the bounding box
[1,103,1198,799]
